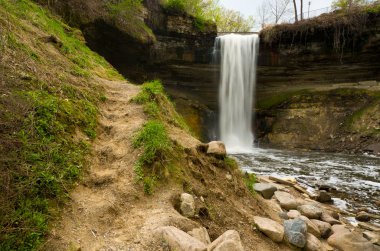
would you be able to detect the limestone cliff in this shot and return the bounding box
[256,9,380,153]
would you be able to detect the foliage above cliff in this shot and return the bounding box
[163,0,255,32]
[0,0,122,249]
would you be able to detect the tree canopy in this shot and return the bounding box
[163,0,255,32]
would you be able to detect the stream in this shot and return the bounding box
[233,148,380,222]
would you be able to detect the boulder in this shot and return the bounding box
[158,226,207,251]
[253,183,277,199]
[207,141,226,158]
[300,216,321,238]
[356,211,371,222]
[316,191,332,203]
[180,193,195,217]
[208,230,244,251]
[328,231,378,251]
[274,191,299,210]
[311,220,332,239]
[305,233,326,251]
[188,227,211,245]
[298,205,323,219]
[287,210,301,219]
[320,213,341,225]
[253,216,284,242]
[284,218,308,248]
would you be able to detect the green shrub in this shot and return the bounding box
[164,0,186,12]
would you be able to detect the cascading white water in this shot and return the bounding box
[216,34,259,153]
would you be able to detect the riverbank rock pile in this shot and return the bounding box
[253,177,380,251]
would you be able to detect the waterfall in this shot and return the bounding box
[215,34,259,153]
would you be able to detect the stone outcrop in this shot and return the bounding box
[297,205,323,219]
[159,226,207,251]
[327,230,379,251]
[188,227,211,245]
[253,216,284,243]
[206,141,227,158]
[180,193,195,217]
[254,183,278,199]
[207,230,244,251]
[284,218,308,248]
[274,191,299,210]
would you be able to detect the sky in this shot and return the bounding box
[219,0,334,30]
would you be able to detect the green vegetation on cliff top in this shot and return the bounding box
[0,0,122,249]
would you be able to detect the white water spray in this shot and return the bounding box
[216,34,259,153]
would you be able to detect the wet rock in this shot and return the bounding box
[356,211,371,222]
[284,218,308,248]
[287,210,301,219]
[298,205,323,219]
[320,213,341,225]
[188,227,211,245]
[300,216,321,238]
[207,141,226,158]
[311,220,332,239]
[316,191,332,203]
[158,226,207,251]
[253,183,277,199]
[254,216,284,242]
[305,233,325,251]
[363,231,380,245]
[274,191,298,210]
[208,230,244,251]
[328,231,378,251]
[180,193,195,217]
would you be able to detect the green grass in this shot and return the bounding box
[131,80,192,194]
[1,0,122,80]
[243,172,256,194]
[133,120,173,194]
[132,80,191,132]
[0,0,122,249]
[1,90,95,250]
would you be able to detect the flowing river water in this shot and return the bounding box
[233,148,380,221]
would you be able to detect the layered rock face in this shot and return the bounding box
[255,12,380,152]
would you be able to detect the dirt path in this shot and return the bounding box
[42,80,198,250]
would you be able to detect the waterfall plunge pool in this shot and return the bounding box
[233,147,380,222]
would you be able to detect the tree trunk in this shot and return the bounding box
[292,0,298,22]
[300,0,304,20]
